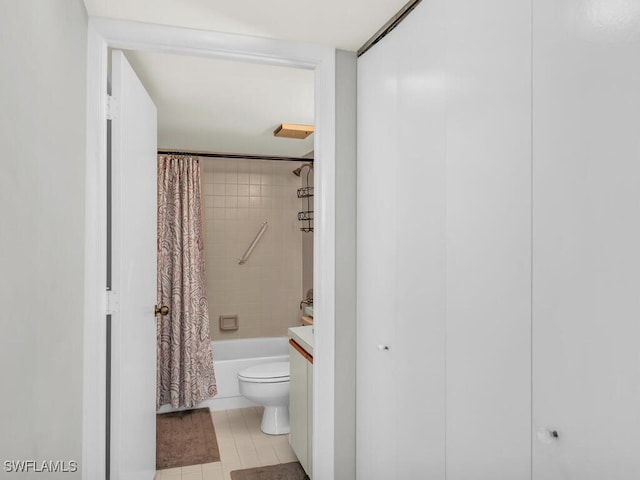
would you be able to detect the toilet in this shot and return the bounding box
[237,361,290,435]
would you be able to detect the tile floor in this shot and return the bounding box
[155,407,299,480]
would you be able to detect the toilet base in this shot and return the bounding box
[261,405,290,435]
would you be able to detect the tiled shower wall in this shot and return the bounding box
[301,168,314,298]
[201,157,304,339]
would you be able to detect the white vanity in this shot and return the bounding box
[288,326,313,477]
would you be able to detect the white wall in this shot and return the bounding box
[0,0,87,475]
[333,49,357,480]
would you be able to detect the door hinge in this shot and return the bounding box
[105,290,120,315]
[106,95,118,120]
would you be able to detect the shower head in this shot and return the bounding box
[292,163,313,176]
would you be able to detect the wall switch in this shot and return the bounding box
[219,314,239,331]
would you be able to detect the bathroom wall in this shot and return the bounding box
[201,157,305,339]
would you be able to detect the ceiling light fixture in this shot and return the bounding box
[273,123,314,139]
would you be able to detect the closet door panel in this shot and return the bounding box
[445,1,532,478]
[356,1,446,478]
[356,26,400,480]
[394,1,447,477]
[532,1,640,478]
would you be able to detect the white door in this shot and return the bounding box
[356,1,532,478]
[532,0,640,477]
[110,49,158,479]
[356,2,447,478]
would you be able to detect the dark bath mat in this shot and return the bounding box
[156,407,220,469]
[230,462,309,480]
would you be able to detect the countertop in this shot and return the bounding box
[288,325,314,357]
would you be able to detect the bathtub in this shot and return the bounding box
[207,336,289,411]
[157,336,289,413]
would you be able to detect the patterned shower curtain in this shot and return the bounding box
[157,154,217,409]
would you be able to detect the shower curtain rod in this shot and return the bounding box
[157,149,314,163]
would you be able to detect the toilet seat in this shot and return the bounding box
[238,361,290,383]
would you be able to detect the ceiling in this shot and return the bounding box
[124,50,315,157]
[87,0,409,157]
[84,0,408,51]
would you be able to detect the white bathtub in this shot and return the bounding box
[208,336,289,411]
[157,336,289,413]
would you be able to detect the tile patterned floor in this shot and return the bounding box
[155,407,298,480]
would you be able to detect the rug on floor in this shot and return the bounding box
[156,407,220,470]
[230,462,309,480]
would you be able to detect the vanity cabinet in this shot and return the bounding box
[288,328,313,477]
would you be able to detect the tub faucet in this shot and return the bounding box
[299,289,313,310]
[300,298,313,310]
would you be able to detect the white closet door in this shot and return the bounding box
[444,1,532,478]
[357,24,401,480]
[357,0,533,477]
[532,1,640,478]
[356,1,447,478]
[393,1,447,476]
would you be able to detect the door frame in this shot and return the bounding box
[83,17,343,479]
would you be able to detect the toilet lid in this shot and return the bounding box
[238,361,290,380]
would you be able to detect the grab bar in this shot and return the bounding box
[238,222,268,265]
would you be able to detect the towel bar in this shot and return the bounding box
[238,221,268,265]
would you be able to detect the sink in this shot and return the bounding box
[289,325,314,355]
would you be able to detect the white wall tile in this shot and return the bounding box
[249,196,261,209]
[225,172,237,184]
[213,172,226,184]
[249,173,261,185]
[237,184,249,196]
[202,158,306,339]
